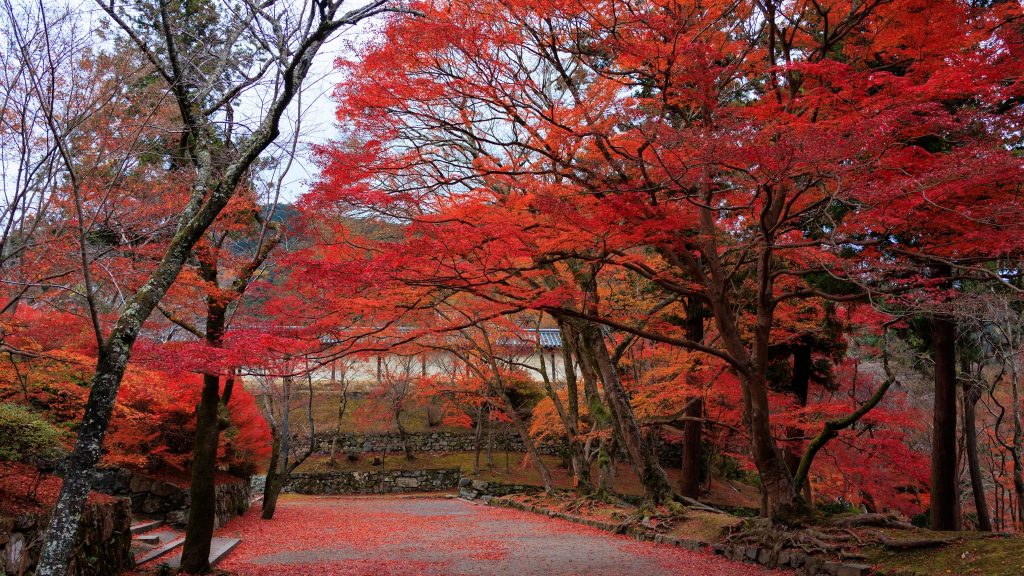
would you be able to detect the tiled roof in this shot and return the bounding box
[498,328,563,349]
[535,328,563,349]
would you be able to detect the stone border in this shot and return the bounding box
[487,497,873,576]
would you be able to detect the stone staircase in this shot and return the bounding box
[130,519,239,569]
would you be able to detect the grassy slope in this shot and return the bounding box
[867,533,1024,576]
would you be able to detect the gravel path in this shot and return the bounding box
[214,495,791,576]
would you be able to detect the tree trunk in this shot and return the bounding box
[962,371,992,531]
[536,318,591,493]
[181,278,230,573]
[497,388,553,491]
[784,344,813,503]
[745,368,802,521]
[473,404,484,474]
[35,346,131,576]
[598,436,616,494]
[1011,367,1024,530]
[263,376,293,521]
[396,413,414,461]
[930,313,960,531]
[561,333,591,493]
[680,397,704,499]
[261,466,284,520]
[579,323,673,503]
[485,419,495,468]
[179,375,222,573]
[262,431,281,519]
[679,298,706,499]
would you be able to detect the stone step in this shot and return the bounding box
[162,537,242,569]
[133,531,185,565]
[134,534,161,545]
[130,519,163,534]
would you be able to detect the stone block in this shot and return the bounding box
[778,550,792,566]
[129,474,154,493]
[823,561,844,575]
[166,510,189,527]
[803,556,823,575]
[150,481,180,498]
[836,563,871,576]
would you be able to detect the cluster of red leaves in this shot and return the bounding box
[0,307,271,476]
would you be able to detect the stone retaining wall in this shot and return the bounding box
[91,468,251,528]
[457,478,539,501]
[307,431,686,467]
[284,468,461,495]
[0,498,132,576]
[310,431,553,455]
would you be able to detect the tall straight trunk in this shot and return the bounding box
[579,323,673,503]
[181,285,230,573]
[562,346,591,493]
[179,375,222,573]
[1011,367,1024,530]
[680,398,703,499]
[784,344,813,503]
[962,368,992,531]
[679,297,705,499]
[930,313,960,531]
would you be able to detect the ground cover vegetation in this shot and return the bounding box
[2,0,1024,574]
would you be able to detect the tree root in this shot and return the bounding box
[830,513,917,530]
[677,495,728,515]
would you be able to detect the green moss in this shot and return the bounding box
[868,534,1024,576]
[0,402,67,465]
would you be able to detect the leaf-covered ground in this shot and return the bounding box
[207,495,790,576]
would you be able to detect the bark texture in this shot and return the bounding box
[930,313,960,531]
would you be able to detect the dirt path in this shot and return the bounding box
[212,495,790,575]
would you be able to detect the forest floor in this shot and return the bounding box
[191,494,791,576]
[499,491,1024,576]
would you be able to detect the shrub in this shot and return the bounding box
[0,402,67,467]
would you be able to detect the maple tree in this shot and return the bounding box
[309,0,1024,521]
[2,1,1024,574]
